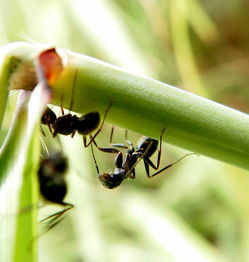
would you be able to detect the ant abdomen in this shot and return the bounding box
[137,136,158,158]
[76,112,100,135]
[39,177,67,205]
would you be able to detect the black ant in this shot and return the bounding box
[91,128,196,189]
[45,69,112,147]
[52,103,112,147]
[38,152,73,230]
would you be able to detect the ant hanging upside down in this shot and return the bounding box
[38,152,73,231]
[91,128,196,189]
[41,68,112,147]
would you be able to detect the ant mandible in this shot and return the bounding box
[91,128,196,189]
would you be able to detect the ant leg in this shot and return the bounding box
[42,204,74,233]
[143,159,151,178]
[110,127,130,149]
[83,136,87,147]
[60,95,65,115]
[47,124,54,135]
[153,128,165,169]
[124,140,153,179]
[40,203,74,233]
[129,168,136,179]
[148,153,197,178]
[110,125,114,144]
[53,129,58,137]
[43,216,66,233]
[123,130,134,148]
[142,155,163,178]
[141,128,166,174]
[92,138,120,153]
[71,130,76,138]
[90,143,122,177]
[84,102,113,147]
[110,143,128,149]
[91,144,100,174]
[142,154,168,178]
[40,203,74,223]
[125,140,133,149]
[110,126,128,145]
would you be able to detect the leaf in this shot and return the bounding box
[0,52,52,261]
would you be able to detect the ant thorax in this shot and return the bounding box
[52,114,78,136]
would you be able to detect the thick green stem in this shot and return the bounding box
[3,43,249,171]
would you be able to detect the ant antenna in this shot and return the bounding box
[150,152,197,178]
[90,143,100,174]
[60,95,64,115]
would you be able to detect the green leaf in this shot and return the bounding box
[1,43,249,171]
[51,49,249,171]
[13,128,39,262]
[0,76,51,262]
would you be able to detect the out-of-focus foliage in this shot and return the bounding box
[0,0,249,262]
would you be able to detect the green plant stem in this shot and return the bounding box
[3,43,249,171]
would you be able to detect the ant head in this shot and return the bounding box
[98,172,124,189]
[38,152,68,178]
[41,107,57,125]
[76,112,100,135]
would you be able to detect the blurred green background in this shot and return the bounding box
[1,0,249,261]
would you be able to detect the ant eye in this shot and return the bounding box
[98,173,123,189]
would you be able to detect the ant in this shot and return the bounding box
[38,152,73,230]
[52,101,112,147]
[42,68,112,147]
[91,128,196,189]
